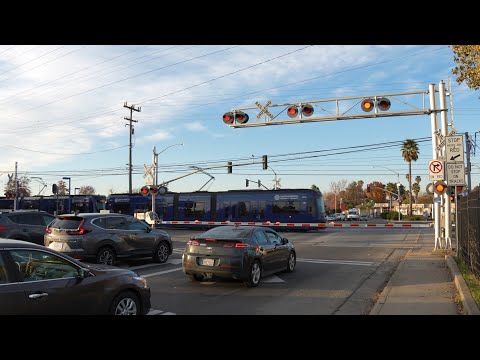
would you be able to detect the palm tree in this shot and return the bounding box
[401,139,420,216]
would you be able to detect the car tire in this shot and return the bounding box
[153,241,170,263]
[244,260,262,288]
[110,290,141,315]
[187,274,204,282]
[285,251,296,272]
[96,246,116,266]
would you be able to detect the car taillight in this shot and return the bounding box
[234,242,250,248]
[45,226,52,234]
[66,228,91,235]
[187,240,200,246]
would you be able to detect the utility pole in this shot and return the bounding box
[13,161,18,211]
[124,102,141,194]
[465,131,472,192]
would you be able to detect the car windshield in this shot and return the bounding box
[198,226,254,240]
[49,216,83,229]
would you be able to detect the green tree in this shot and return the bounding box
[385,182,398,211]
[451,45,480,90]
[367,181,386,203]
[343,180,365,208]
[413,176,421,204]
[401,139,419,216]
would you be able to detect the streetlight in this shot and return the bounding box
[372,165,401,221]
[268,166,279,190]
[62,177,71,214]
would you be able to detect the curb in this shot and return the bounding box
[445,255,480,315]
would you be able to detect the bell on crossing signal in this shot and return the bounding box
[140,186,150,196]
[287,105,298,118]
[377,97,391,111]
[235,111,249,124]
[301,104,314,117]
[361,98,374,112]
[223,112,234,125]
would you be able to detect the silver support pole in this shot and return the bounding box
[13,162,18,211]
[429,84,441,249]
[439,80,451,249]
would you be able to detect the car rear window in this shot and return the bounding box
[49,216,84,229]
[198,226,253,240]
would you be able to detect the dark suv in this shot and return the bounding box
[0,210,56,245]
[44,213,173,265]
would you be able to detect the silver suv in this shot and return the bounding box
[0,210,56,245]
[44,213,172,265]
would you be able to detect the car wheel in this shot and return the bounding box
[153,241,170,263]
[96,246,116,265]
[187,274,204,281]
[110,291,140,315]
[244,260,262,288]
[285,251,296,272]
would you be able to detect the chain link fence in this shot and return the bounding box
[457,188,480,278]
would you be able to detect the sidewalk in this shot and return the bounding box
[369,231,480,315]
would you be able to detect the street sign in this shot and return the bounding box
[446,162,466,185]
[428,160,445,181]
[445,135,464,162]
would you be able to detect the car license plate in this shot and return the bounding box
[49,242,63,251]
[202,258,214,266]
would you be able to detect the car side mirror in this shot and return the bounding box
[76,267,90,279]
[145,226,152,233]
[282,238,289,244]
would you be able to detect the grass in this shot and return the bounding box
[454,256,480,307]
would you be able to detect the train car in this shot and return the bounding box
[106,188,327,230]
[0,195,106,215]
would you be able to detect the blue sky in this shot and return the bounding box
[0,45,479,196]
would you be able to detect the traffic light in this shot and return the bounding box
[450,189,455,202]
[4,191,14,199]
[262,155,267,170]
[140,186,150,196]
[223,112,234,125]
[361,98,374,112]
[258,180,261,188]
[52,184,58,195]
[235,111,249,124]
[377,97,391,111]
[287,105,298,118]
[433,181,448,195]
[227,161,232,174]
[246,179,249,187]
[301,104,314,117]
[223,111,249,125]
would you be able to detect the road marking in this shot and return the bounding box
[142,267,183,278]
[172,248,184,254]
[128,258,182,270]
[262,275,285,283]
[297,258,379,266]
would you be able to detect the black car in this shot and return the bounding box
[0,238,151,315]
[0,210,56,245]
[182,225,296,287]
[44,213,172,265]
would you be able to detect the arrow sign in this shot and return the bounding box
[445,135,464,163]
[429,160,445,181]
[450,154,461,161]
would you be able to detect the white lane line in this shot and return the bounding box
[129,258,182,270]
[162,312,176,315]
[147,309,177,315]
[142,267,183,278]
[297,258,379,266]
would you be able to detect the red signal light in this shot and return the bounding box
[287,106,298,118]
[223,112,234,124]
[149,186,158,195]
[235,111,249,124]
[361,98,374,112]
[377,97,391,111]
[140,186,150,196]
[301,104,314,117]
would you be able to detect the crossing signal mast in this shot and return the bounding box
[222,81,459,251]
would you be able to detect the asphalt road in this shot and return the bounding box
[116,225,431,315]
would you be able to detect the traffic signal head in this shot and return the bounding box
[301,104,314,117]
[52,184,58,194]
[287,105,298,118]
[262,155,268,170]
[223,112,234,125]
[377,97,391,111]
[246,179,249,187]
[235,111,249,124]
[227,161,232,174]
[140,186,150,196]
[258,180,261,188]
[433,181,447,195]
[361,99,374,112]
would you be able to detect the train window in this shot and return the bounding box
[238,201,250,218]
[184,201,205,220]
[273,200,300,214]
